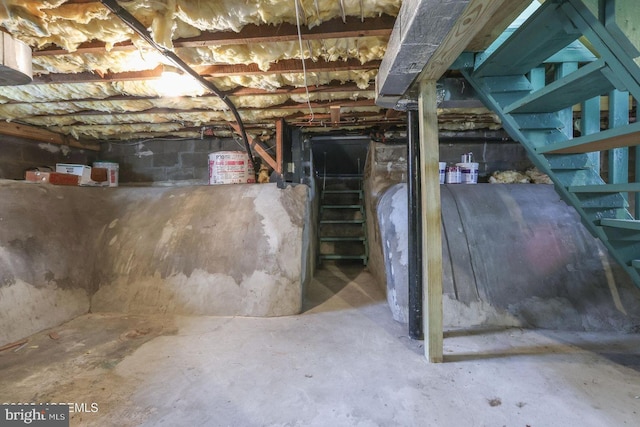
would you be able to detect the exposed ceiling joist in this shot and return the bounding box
[19,99,376,123]
[32,59,380,84]
[33,16,395,56]
[0,122,99,150]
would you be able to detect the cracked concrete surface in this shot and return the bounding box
[1,264,639,426]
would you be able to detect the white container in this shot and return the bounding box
[56,163,92,185]
[439,162,446,184]
[93,161,119,187]
[457,162,479,184]
[208,151,256,185]
[461,152,474,163]
[445,166,461,184]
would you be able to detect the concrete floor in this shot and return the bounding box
[1,264,639,426]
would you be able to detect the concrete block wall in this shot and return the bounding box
[98,137,248,184]
[0,136,97,180]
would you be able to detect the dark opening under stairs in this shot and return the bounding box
[318,176,369,265]
[460,0,640,288]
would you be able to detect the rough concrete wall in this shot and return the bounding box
[92,183,307,317]
[0,181,309,345]
[99,137,248,184]
[363,141,407,295]
[376,182,640,332]
[0,181,111,345]
[0,137,97,180]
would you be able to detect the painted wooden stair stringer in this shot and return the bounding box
[459,0,640,287]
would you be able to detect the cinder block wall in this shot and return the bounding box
[98,137,248,184]
[0,136,97,180]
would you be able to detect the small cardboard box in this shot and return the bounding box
[25,170,80,186]
[55,163,92,185]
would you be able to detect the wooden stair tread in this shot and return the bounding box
[536,122,640,154]
[473,1,580,78]
[504,59,619,114]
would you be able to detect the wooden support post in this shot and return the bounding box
[275,119,285,174]
[418,79,443,363]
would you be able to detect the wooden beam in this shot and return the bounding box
[465,0,531,51]
[33,66,163,85]
[229,123,277,171]
[275,119,285,174]
[195,59,381,78]
[418,79,443,363]
[32,60,379,85]
[0,121,100,151]
[418,0,530,81]
[330,105,341,127]
[33,16,394,56]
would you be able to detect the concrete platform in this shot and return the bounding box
[1,264,639,426]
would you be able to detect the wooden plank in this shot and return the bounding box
[537,122,640,154]
[419,0,530,81]
[33,16,394,56]
[229,123,277,171]
[275,119,284,175]
[418,79,443,363]
[473,1,581,78]
[0,122,99,151]
[504,60,617,114]
[32,59,379,85]
[465,0,531,51]
[195,58,380,78]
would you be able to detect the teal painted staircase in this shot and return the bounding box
[318,176,369,265]
[459,0,640,287]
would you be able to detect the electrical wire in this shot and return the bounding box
[294,0,315,123]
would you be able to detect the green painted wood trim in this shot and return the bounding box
[608,90,630,195]
[473,0,581,77]
[562,0,640,99]
[600,218,640,230]
[581,96,601,174]
[569,183,640,192]
[319,237,366,241]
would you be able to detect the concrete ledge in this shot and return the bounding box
[0,181,309,345]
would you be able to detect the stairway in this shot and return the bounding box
[459,0,640,287]
[318,176,369,265]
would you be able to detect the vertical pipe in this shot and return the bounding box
[407,109,423,340]
[419,79,443,363]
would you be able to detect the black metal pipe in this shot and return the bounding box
[99,0,258,173]
[407,109,423,340]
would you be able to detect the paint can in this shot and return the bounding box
[445,165,461,184]
[457,162,479,184]
[208,151,256,185]
[93,161,119,187]
[439,162,446,184]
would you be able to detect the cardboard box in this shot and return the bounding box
[25,170,80,186]
[55,163,92,185]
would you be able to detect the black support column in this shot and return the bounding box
[407,108,423,340]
